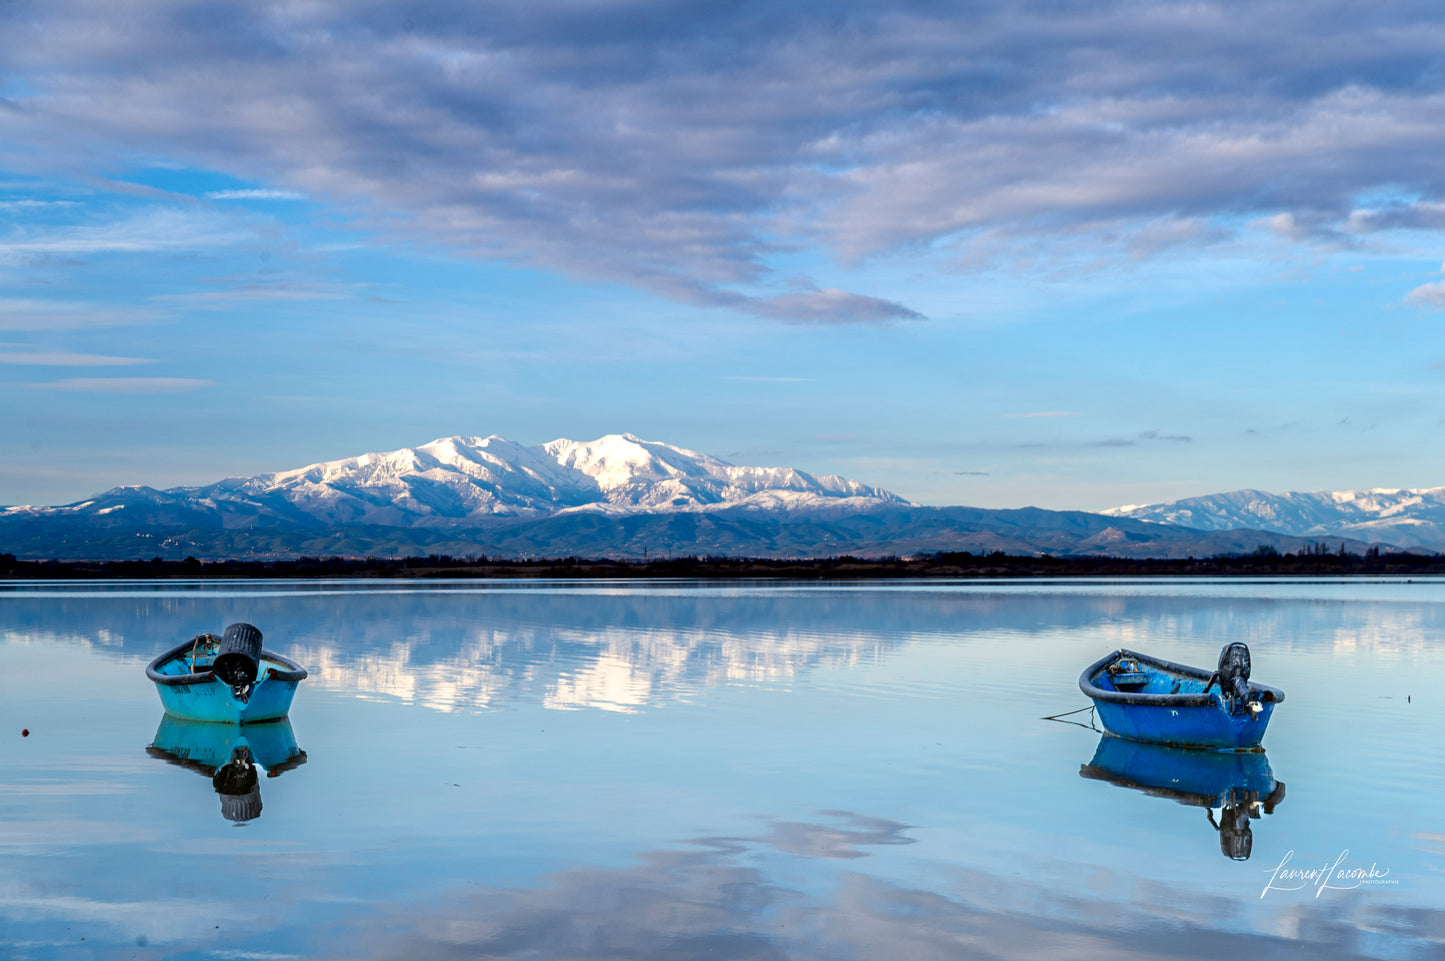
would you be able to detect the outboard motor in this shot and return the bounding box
[213,623,262,702]
[1219,641,1254,702]
[1215,642,1255,713]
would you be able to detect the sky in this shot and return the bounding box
[2,0,1444,511]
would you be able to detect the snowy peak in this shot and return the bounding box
[1105,486,1445,549]
[538,433,901,511]
[545,434,717,492]
[10,433,911,529]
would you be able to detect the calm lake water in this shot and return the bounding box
[2,578,1443,960]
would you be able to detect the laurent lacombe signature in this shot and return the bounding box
[1261,850,1396,898]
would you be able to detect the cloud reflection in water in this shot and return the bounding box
[338,811,1442,961]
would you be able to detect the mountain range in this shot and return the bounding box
[0,433,904,530]
[1103,487,1445,551]
[0,433,1424,560]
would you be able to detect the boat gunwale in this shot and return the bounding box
[146,636,308,686]
[1078,648,1286,707]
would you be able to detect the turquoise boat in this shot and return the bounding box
[1078,643,1284,751]
[146,623,307,723]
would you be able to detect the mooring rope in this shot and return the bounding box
[1041,703,1100,731]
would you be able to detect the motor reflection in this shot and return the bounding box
[146,714,308,823]
[1079,735,1286,860]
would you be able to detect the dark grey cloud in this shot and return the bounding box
[4,1,1445,319]
[753,288,923,324]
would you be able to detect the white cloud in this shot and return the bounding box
[0,349,149,366]
[0,298,161,330]
[28,377,211,393]
[0,209,251,265]
[1002,411,1082,419]
[1405,279,1445,309]
[152,284,351,307]
[0,199,80,209]
[205,189,305,201]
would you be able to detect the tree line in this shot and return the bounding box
[2,546,1442,579]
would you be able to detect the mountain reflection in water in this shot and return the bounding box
[146,715,308,822]
[14,581,1444,716]
[1080,735,1286,860]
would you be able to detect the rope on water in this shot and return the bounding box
[1041,703,1100,731]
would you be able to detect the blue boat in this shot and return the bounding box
[147,714,307,822]
[1079,734,1286,860]
[146,623,307,723]
[1078,643,1284,750]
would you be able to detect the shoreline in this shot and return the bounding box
[3,550,1444,580]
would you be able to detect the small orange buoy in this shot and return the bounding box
[21,729,29,737]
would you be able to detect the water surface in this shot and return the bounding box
[2,578,1443,959]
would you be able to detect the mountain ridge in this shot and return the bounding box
[2,433,911,529]
[0,434,1417,560]
[1104,486,1445,550]
[0,504,1379,562]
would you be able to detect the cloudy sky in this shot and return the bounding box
[2,0,1443,509]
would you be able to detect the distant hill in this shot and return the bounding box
[0,434,1385,560]
[1104,487,1445,551]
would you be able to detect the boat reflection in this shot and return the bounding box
[146,715,308,822]
[1079,735,1286,860]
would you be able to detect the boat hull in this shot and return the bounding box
[151,674,302,722]
[1092,697,1277,750]
[147,635,307,723]
[1079,648,1284,751]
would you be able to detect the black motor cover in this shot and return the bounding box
[213,622,262,688]
[1217,642,1252,704]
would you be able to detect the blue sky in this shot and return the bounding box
[2,0,1444,510]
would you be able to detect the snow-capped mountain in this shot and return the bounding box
[1,433,911,529]
[1,437,1402,561]
[1104,487,1445,550]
